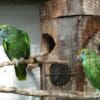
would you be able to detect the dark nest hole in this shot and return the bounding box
[50,64,71,86]
[42,33,56,53]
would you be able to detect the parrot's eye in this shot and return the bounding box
[82,51,84,54]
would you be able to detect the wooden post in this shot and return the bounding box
[40,0,100,100]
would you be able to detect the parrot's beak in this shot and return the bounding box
[0,30,6,38]
[76,50,82,62]
[0,30,3,38]
[76,55,81,62]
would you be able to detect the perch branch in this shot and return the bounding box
[0,59,34,68]
[0,59,68,68]
[0,59,68,69]
[38,60,68,65]
[0,86,100,99]
[0,51,48,68]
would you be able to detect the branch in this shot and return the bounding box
[0,59,68,67]
[0,59,34,68]
[27,59,68,70]
[38,60,68,65]
[0,86,99,99]
[0,52,68,69]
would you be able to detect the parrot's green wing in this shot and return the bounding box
[2,40,12,60]
[23,31,30,58]
[82,55,100,89]
[79,49,100,89]
[15,31,30,80]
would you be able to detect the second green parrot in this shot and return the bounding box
[0,24,30,81]
[77,48,100,89]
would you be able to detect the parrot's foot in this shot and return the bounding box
[19,57,24,62]
[13,58,24,67]
[13,58,18,66]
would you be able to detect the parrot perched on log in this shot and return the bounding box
[0,24,30,81]
[77,48,100,89]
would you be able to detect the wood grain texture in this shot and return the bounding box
[79,16,100,48]
[40,0,100,100]
[40,0,100,20]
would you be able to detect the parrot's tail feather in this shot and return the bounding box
[15,64,27,81]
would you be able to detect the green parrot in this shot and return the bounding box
[0,24,30,81]
[77,48,100,89]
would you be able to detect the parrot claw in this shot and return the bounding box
[13,58,19,67]
[19,57,24,61]
[13,58,24,67]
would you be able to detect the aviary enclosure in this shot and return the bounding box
[0,0,100,100]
